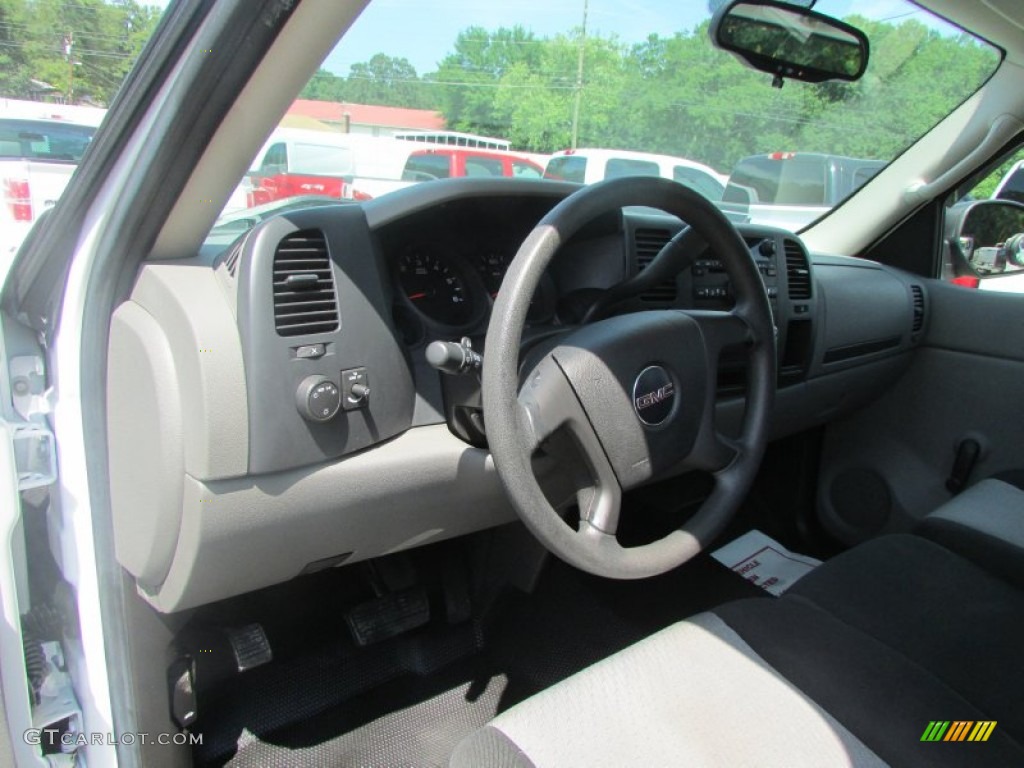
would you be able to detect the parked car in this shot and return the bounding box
[348,147,544,200]
[721,152,885,230]
[402,147,543,180]
[543,148,728,200]
[0,116,98,263]
[246,128,361,205]
[4,1,1024,767]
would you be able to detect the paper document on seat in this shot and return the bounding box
[711,530,821,596]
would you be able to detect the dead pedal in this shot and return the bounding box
[345,586,430,646]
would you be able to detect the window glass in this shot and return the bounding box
[261,143,287,173]
[464,156,505,176]
[403,153,451,179]
[184,0,1000,240]
[512,161,542,179]
[673,166,725,201]
[0,120,96,163]
[727,155,827,205]
[605,158,660,180]
[544,156,586,183]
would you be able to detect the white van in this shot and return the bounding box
[543,148,727,200]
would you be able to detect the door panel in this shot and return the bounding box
[816,280,1024,545]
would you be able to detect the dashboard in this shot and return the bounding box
[106,178,929,612]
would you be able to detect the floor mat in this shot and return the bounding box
[200,552,765,767]
[711,529,822,596]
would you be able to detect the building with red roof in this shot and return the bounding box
[287,99,446,137]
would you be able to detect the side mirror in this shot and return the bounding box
[710,0,869,86]
[946,200,1024,278]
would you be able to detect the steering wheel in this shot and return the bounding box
[482,176,775,579]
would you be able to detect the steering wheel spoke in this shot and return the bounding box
[689,421,744,473]
[687,309,754,362]
[518,355,622,534]
[574,475,621,535]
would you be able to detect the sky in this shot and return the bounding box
[324,0,708,74]
[146,0,954,77]
[316,0,950,76]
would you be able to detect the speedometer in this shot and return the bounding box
[397,249,473,326]
[476,250,513,297]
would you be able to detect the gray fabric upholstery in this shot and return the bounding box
[917,479,1024,587]
[925,479,1024,549]
[451,612,886,768]
[784,533,1024,747]
[717,596,1024,767]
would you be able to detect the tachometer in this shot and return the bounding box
[397,249,473,326]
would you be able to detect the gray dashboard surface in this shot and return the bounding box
[107,181,925,611]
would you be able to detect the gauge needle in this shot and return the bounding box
[407,292,427,300]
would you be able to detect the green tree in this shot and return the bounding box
[345,54,429,108]
[0,0,161,104]
[300,68,346,101]
[0,0,32,96]
[433,26,542,136]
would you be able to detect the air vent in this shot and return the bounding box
[783,239,812,300]
[272,230,339,337]
[910,285,925,333]
[634,228,677,302]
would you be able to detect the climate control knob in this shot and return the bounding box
[296,375,341,422]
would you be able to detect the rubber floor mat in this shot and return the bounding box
[200,552,765,767]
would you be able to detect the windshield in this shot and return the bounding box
[0,0,1000,254]
[207,0,997,236]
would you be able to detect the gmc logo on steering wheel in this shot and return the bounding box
[635,383,675,411]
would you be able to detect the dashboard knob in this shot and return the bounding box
[296,375,341,422]
[759,239,776,257]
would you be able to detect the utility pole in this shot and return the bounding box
[570,0,588,149]
[64,32,74,102]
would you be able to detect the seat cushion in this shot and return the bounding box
[451,534,1024,767]
[916,478,1024,588]
[450,612,886,768]
[784,534,1024,747]
[716,596,1024,767]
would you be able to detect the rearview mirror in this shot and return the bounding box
[710,0,869,85]
[946,200,1024,277]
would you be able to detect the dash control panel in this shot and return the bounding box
[295,368,370,422]
[691,238,780,309]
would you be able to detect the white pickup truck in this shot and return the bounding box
[0,110,101,268]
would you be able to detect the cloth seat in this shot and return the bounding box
[450,534,1024,767]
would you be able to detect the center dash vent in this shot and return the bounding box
[783,239,812,300]
[634,228,677,303]
[272,229,339,337]
[910,285,925,333]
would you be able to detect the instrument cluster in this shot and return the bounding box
[392,242,557,343]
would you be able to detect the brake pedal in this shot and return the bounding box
[227,623,273,672]
[345,586,430,646]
